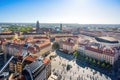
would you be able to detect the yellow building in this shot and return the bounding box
[9,60,22,73]
[62,42,77,53]
[16,61,22,73]
[61,37,78,53]
[55,36,78,43]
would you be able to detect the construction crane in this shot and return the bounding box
[0,51,37,74]
[0,56,14,74]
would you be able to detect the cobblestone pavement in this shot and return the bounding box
[51,55,111,80]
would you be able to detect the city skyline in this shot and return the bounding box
[0,0,120,24]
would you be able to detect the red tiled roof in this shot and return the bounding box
[35,39,51,49]
[25,37,33,42]
[5,37,51,56]
[103,49,115,56]
[43,58,50,64]
[1,31,12,34]
[0,39,6,43]
[63,41,75,46]
[40,43,51,49]
[25,56,37,62]
[86,46,103,53]
[27,46,36,54]
[34,37,49,39]
[79,43,115,56]
[55,36,78,38]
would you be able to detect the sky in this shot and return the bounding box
[0,0,120,24]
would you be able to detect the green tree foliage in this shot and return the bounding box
[73,51,79,58]
[106,62,111,68]
[97,61,100,65]
[7,26,32,32]
[19,26,32,32]
[19,27,25,32]
[106,64,110,68]
[8,26,19,31]
[89,58,92,62]
[85,56,89,61]
[93,59,96,64]
[52,42,60,50]
[66,64,71,71]
[101,62,106,67]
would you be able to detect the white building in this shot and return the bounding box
[78,36,120,65]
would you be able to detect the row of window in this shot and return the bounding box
[84,50,114,64]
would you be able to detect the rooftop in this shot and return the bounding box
[25,56,37,62]
[55,36,78,38]
[98,36,118,42]
[95,36,119,44]
[63,41,75,46]
[26,59,44,74]
[43,58,50,64]
[79,43,117,56]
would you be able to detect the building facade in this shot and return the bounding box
[78,37,120,65]
[43,58,51,79]
[55,36,78,53]
[3,37,51,57]
[9,58,22,73]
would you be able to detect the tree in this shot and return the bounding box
[85,56,89,61]
[66,64,71,71]
[24,26,32,31]
[20,27,26,32]
[52,42,60,50]
[73,51,79,58]
[97,61,100,65]
[93,59,96,64]
[89,58,92,62]
[106,64,110,68]
[8,25,33,32]
[106,63,111,68]
[20,26,32,32]
[101,62,106,67]
[8,26,19,32]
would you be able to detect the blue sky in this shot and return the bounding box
[0,0,120,24]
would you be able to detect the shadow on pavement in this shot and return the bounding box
[76,59,117,80]
[56,50,74,61]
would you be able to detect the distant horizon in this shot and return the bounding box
[0,22,120,25]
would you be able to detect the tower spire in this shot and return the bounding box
[36,21,40,33]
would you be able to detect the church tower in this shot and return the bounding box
[36,21,40,33]
[60,24,63,31]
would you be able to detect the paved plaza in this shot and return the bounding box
[51,52,112,80]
